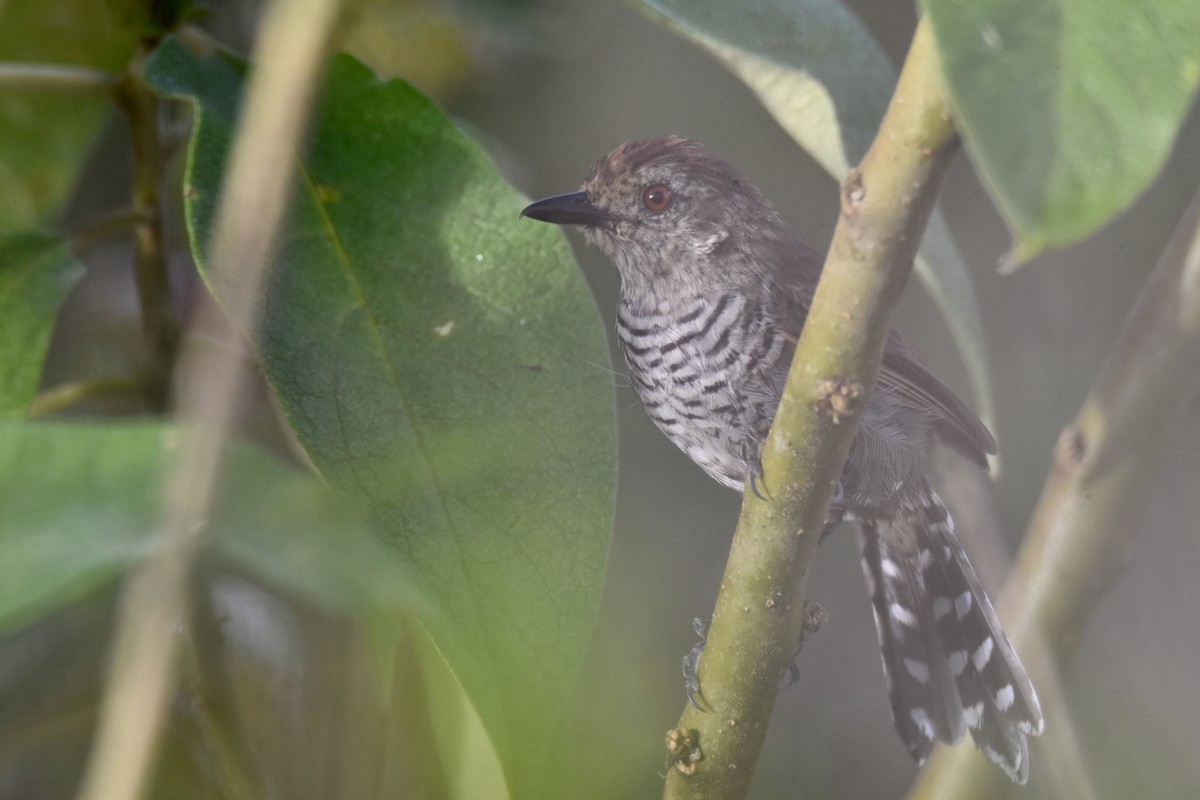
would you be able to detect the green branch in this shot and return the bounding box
[907,187,1200,799]
[28,378,139,417]
[662,18,960,799]
[0,62,117,93]
[70,206,154,250]
[75,3,344,799]
[3,55,179,411]
[113,46,180,410]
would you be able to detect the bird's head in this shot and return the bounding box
[521,136,796,297]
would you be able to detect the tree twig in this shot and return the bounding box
[69,206,154,250]
[662,18,960,799]
[112,46,180,411]
[74,3,343,799]
[27,378,139,417]
[906,187,1200,799]
[0,62,118,93]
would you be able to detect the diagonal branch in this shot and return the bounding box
[662,18,960,799]
[113,46,180,410]
[0,62,118,93]
[74,3,343,799]
[906,187,1200,799]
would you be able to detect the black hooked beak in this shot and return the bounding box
[520,191,611,227]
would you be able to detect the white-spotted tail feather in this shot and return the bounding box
[860,521,964,765]
[917,488,1043,782]
[859,487,1044,783]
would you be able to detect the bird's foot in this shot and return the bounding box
[684,614,813,703]
[781,601,827,689]
[682,617,709,711]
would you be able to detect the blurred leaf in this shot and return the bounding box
[0,0,151,231]
[214,447,433,621]
[409,620,508,799]
[0,420,433,634]
[332,0,473,101]
[644,0,887,177]
[923,0,1200,260]
[0,421,473,797]
[641,0,997,446]
[0,233,83,416]
[0,422,164,633]
[145,38,615,798]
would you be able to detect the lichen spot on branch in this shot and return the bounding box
[815,378,865,423]
[1055,423,1087,472]
[840,169,866,215]
[665,727,703,776]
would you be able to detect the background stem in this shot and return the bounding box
[113,45,180,410]
[75,3,343,798]
[907,188,1200,799]
[0,62,117,93]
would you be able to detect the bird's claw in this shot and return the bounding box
[684,615,802,702]
[780,660,800,691]
[747,460,767,500]
[739,436,769,500]
[780,609,816,691]
[682,617,709,711]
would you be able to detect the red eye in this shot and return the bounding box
[642,184,672,212]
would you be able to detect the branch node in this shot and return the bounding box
[841,169,866,214]
[815,378,865,419]
[665,727,703,776]
[802,600,829,635]
[1054,424,1087,472]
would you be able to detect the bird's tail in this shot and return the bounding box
[858,486,1044,783]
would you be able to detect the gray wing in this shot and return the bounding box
[878,330,995,467]
[770,237,995,467]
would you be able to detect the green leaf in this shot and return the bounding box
[0,0,152,232]
[0,419,501,794]
[144,38,615,797]
[923,0,1200,260]
[0,422,164,632]
[641,0,996,439]
[213,446,434,622]
[0,233,83,416]
[644,0,889,178]
[0,420,435,636]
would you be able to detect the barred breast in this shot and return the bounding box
[615,288,789,490]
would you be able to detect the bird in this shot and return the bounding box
[520,136,1043,783]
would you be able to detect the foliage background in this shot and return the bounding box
[464,2,1200,796]
[2,0,1198,798]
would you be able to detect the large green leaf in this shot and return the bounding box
[0,422,162,632]
[0,421,427,634]
[0,420,483,796]
[144,39,615,797]
[0,0,151,232]
[0,233,83,415]
[923,0,1200,260]
[641,0,996,438]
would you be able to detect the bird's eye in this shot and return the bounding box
[642,184,672,212]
